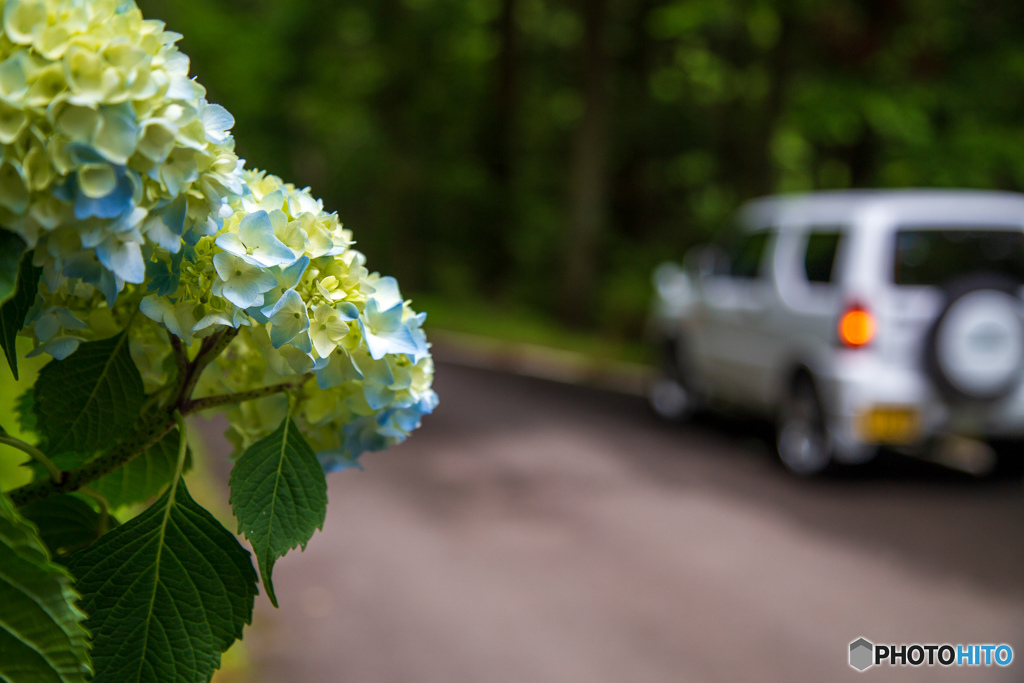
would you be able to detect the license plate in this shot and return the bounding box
[856,407,922,445]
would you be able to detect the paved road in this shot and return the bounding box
[237,363,1024,682]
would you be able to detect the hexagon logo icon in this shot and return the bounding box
[850,638,874,671]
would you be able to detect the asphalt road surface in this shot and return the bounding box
[235,363,1024,682]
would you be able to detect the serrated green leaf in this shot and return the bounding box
[0,229,26,305]
[0,491,91,683]
[14,386,37,436]
[34,332,144,457]
[90,428,192,509]
[19,494,118,559]
[67,479,258,683]
[0,250,41,381]
[229,417,327,608]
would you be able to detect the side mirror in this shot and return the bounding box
[652,260,690,309]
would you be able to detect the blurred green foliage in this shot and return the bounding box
[413,293,650,363]
[137,0,1024,339]
[0,339,50,490]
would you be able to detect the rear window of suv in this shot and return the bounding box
[893,228,1024,286]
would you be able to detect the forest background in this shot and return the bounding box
[136,0,1024,345]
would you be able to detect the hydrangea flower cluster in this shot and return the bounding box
[188,172,437,471]
[2,0,436,471]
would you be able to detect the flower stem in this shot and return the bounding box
[177,328,239,409]
[170,333,189,379]
[172,411,188,481]
[183,379,305,414]
[7,413,177,508]
[0,434,61,483]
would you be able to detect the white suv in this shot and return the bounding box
[648,190,1024,475]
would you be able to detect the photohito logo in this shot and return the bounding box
[849,638,1013,672]
[849,638,873,671]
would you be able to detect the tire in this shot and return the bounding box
[776,375,833,476]
[925,273,1024,403]
[647,337,696,422]
[989,439,1024,479]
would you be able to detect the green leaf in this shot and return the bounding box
[0,250,41,381]
[34,331,144,457]
[0,491,91,683]
[67,479,258,683]
[91,428,192,509]
[0,228,26,305]
[229,417,327,607]
[14,386,37,436]
[19,494,117,559]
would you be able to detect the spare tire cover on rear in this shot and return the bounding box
[927,277,1024,402]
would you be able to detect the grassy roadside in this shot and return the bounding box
[409,293,652,366]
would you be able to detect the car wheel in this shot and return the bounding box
[989,439,1024,479]
[647,337,696,422]
[776,376,832,476]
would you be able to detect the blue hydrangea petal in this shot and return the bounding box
[317,450,364,474]
[245,304,269,324]
[289,329,313,354]
[96,235,144,283]
[143,195,187,253]
[214,231,247,258]
[360,317,420,360]
[364,382,396,411]
[201,102,234,143]
[369,276,403,309]
[278,255,309,290]
[73,165,135,219]
[261,288,309,348]
[336,301,359,321]
[26,336,81,360]
[315,349,362,390]
[212,252,277,309]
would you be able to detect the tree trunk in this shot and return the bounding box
[479,0,519,296]
[487,0,518,185]
[746,10,793,198]
[561,0,611,326]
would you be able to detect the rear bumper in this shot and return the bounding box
[818,351,1024,459]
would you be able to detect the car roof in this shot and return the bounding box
[739,189,1024,230]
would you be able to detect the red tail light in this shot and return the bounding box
[839,305,875,348]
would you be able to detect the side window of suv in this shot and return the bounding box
[729,231,771,279]
[803,230,842,284]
